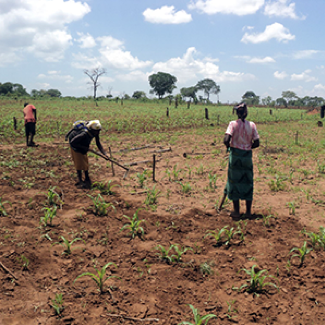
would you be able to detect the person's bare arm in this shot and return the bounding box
[224,134,231,148]
[251,138,260,149]
[95,135,107,156]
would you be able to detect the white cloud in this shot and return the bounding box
[291,70,318,82]
[248,56,275,63]
[76,32,96,48]
[188,0,264,16]
[274,71,288,79]
[117,71,149,82]
[241,22,295,43]
[37,71,73,83]
[292,50,319,59]
[0,0,90,62]
[72,35,153,71]
[151,47,255,84]
[143,6,192,24]
[264,0,304,19]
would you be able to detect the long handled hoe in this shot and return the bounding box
[88,148,130,179]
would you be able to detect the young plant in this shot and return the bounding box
[136,170,148,188]
[87,194,115,216]
[236,265,279,295]
[178,304,217,325]
[144,185,160,206]
[155,244,175,264]
[92,180,119,195]
[261,214,277,227]
[289,241,312,266]
[268,174,286,192]
[172,164,183,181]
[204,226,228,246]
[226,300,238,320]
[286,201,296,215]
[18,254,29,270]
[46,186,62,207]
[53,236,85,255]
[51,293,64,316]
[177,181,192,194]
[120,209,145,239]
[171,244,193,262]
[0,197,11,216]
[208,172,217,191]
[40,206,57,227]
[73,262,119,294]
[199,262,213,277]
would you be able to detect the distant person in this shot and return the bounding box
[223,103,260,219]
[23,103,37,147]
[66,120,108,189]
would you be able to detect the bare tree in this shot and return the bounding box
[84,67,106,100]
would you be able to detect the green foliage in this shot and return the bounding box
[74,262,119,294]
[236,265,279,295]
[120,209,145,239]
[0,197,11,216]
[205,225,244,246]
[286,201,296,215]
[40,206,57,227]
[171,244,193,262]
[304,226,325,250]
[208,172,217,191]
[268,174,286,192]
[177,181,192,194]
[148,72,177,99]
[46,186,62,207]
[261,214,277,227]
[196,78,220,102]
[51,293,64,315]
[87,194,115,216]
[144,185,160,206]
[155,244,175,264]
[53,236,85,255]
[18,254,29,270]
[92,180,119,195]
[136,170,148,188]
[178,304,217,325]
[155,243,192,264]
[289,241,312,266]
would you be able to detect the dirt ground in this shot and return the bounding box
[1,133,325,325]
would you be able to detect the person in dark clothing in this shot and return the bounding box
[66,120,108,189]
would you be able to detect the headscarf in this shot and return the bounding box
[87,120,101,130]
[234,103,247,119]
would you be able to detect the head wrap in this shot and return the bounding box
[234,103,247,119]
[87,120,101,130]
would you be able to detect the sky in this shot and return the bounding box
[1,0,325,103]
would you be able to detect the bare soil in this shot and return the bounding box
[1,134,325,325]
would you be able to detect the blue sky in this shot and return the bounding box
[1,0,324,103]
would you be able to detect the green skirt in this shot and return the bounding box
[225,147,253,201]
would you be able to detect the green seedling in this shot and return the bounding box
[289,241,312,266]
[226,300,238,320]
[268,174,286,192]
[74,262,119,294]
[204,226,228,246]
[51,293,64,316]
[177,181,192,194]
[40,206,57,227]
[0,197,11,216]
[171,244,193,262]
[144,185,160,206]
[208,172,217,190]
[155,244,175,264]
[92,180,119,195]
[286,201,296,215]
[172,164,183,181]
[18,254,29,270]
[178,304,217,325]
[236,265,279,295]
[46,186,62,207]
[200,262,212,277]
[120,209,145,239]
[87,194,115,216]
[53,236,85,255]
[136,170,148,188]
[261,214,277,227]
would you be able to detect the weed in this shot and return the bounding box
[268,174,286,192]
[144,185,160,206]
[178,304,217,325]
[53,236,85,255]
[208,172,217,191]
[120,209,145,239]
[74,262,119,294]
[136,170,149,188]
[18,254,29,270]
[200,261,213,277]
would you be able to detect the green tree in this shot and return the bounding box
[276,97,287,107]
[180,86,198,102]
[242,91,260,105]
[148,72,177,99]
[0,82,13,95]
[281,91,297,106]
[132,91,147,99]
[46,89,61,97]
[261,96,272,106]
[195,78,220,102]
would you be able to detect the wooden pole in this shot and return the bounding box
[187,101,190,109]
[205,108,209,120]
[217,115,220,125]
[109,147,115,176]
[166,107,169,117]
[153,154,156,182]
[13,117,17,130]
[295,131,299,145]
[270,109,272,115]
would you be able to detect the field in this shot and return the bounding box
[1,99,325,324]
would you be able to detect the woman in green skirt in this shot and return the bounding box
[223,103,260,218]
